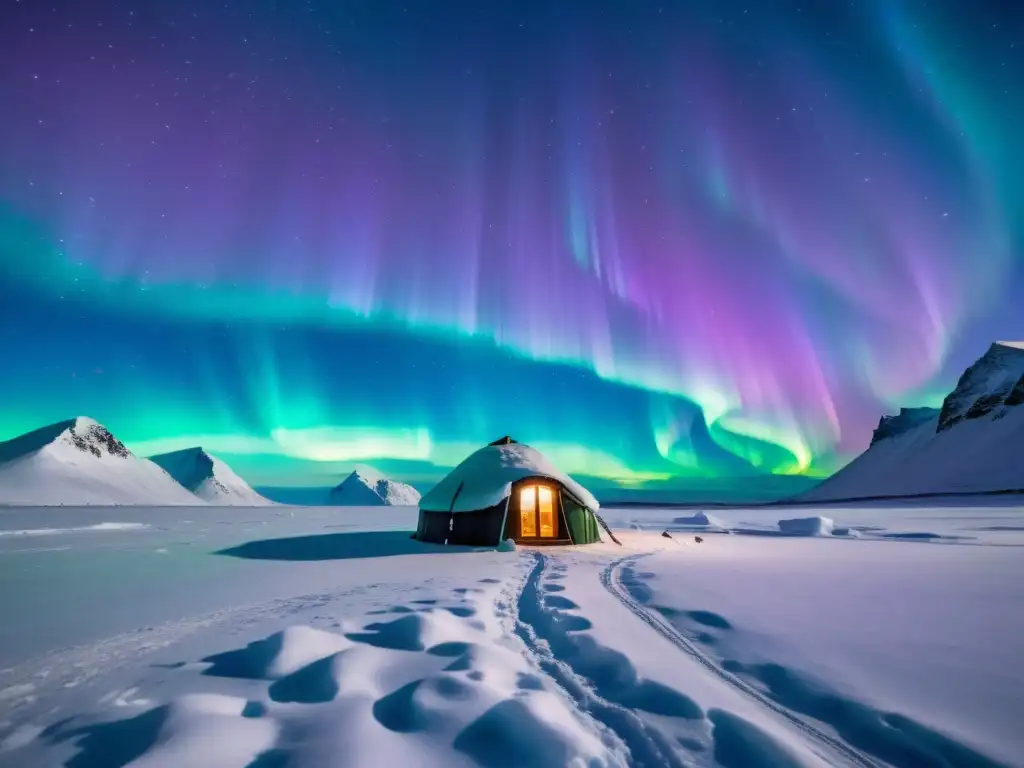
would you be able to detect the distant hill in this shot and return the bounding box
[328,466,421,506]
[0,417,205,506]
[149,447,273,505]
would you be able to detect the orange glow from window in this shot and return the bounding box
[520,486,536,537]
[538,486,554,537]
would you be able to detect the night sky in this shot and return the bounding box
[0,0,1021,490]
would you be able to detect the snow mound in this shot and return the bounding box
[778,516,835,537]
[420,440,599,513]
[103,694,277,768]
[345,607,473,651]
[497,538,517,552]
[201,625,352,680]
[85,587,622,768]
[672,511,726,528]
[329,465,421,506]
[148,447,273,506]
[267,645,398,703]
[0,417,206,506]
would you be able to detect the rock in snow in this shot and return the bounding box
[328,465,421,506]
[149,447,273,506]
[0,417,206,506]
[802,341,1024,502]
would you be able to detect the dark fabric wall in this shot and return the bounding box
[416,510,453,544]
[416,478,600,546]
[448,502,507,546]
[562,494,601,544]
[504,489,520,540]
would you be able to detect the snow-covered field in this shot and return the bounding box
[0,502,1021,767]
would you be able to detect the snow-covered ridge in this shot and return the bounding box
[149,447,273,506]
[870,406,941,446]
[937,341,1024,432]
[0,417,129,464]
[0,417,206,506]
[328,465,421,506]
[802,341,1024,502]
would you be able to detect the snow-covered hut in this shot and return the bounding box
[415,436,603,546]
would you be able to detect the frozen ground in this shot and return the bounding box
[0,503,1021,767]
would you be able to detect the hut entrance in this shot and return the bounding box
[519,484,556,538]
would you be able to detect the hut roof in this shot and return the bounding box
[420,441,599,513]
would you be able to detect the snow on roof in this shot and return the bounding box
[419,442,599,513]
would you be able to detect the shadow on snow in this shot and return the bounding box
[215,530,480,562]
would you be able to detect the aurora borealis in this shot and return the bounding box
[0,1,1021,492]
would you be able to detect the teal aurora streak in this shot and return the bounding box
[0,0,1021,491]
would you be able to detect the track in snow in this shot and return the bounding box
[602,553,880,768]
[513,552,689,768]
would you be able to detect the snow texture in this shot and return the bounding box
[202,626,352,679]
[615,512,1024,767]
[328,465,421,506]
[0,503,1021,767]
[149,447,273,506]
[0,417,205,506]
[419,442,599,513]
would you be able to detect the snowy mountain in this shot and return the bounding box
[328,465,421,506]
[937,341,1024,431]
[148,447,273,506]
[0,417,206,506]
[802,341,1024,501]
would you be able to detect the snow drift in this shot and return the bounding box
[328,466,421,506]
[803,341,1024,501]
[149,447,272,505]
[202,626,352,679]
[0,417,205,506]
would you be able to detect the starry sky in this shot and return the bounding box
[0,0,1021,493]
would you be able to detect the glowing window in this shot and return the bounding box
[538,486,554,537]
[520,486,537,537]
